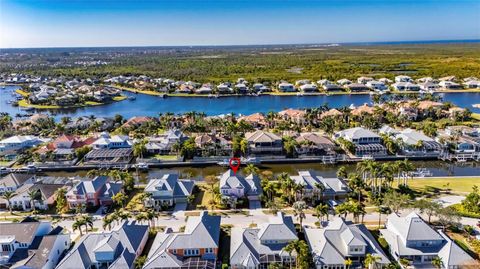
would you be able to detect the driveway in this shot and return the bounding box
[434,195,465,207]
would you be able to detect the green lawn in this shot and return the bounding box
[154,155,179,161]
[396,177,480,194]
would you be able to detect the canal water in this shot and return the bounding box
[42,161,480,182]
[2,85,480,119]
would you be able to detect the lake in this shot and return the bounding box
[2,85,480,119]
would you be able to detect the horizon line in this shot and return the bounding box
[1,38,479,50]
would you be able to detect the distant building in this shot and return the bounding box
[245,131,283,156]
[335,127,387,157]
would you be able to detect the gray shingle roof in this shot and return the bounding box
[55,221,148,269]
[219,170,262,196]
[305,218,389,266]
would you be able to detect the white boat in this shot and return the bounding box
[241,157,261,165]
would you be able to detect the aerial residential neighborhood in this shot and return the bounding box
[1,0,480,268]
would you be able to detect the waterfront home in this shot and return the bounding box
[0,220,70,268]
[320,109,343,119]
[0,135,44,157]
[252,83,271,92]
[380,212,476,268]
[357,77,374,84]
[337,78,352,85]
[419,81,439,91]
[379,77,393,84]
[145,129,188,155]
[194,133,232,156]
[219,170,262,207]
[392,82,421,91]
[238,113,267,128]
[235,83,249,94]
[46,134,95,161]
[394,129,443,157]
[417,77,436,83]
[57,221,148,269]
[439,75,456,82]
[66,176,122,208]
[217,83,234,94]
[196,85,213,94]
[121,116,153,129]
[334,127,387,157]
[245,130,283,156]
[295,79,311,86]
[323,83,344,92]
[350,103,374,116]
[295,132,337,157]
[291,170,349,202]
[379,125,400,136]
[305,218,389,269]
[464,80,480,89]
[144,173,194,210]
[278,82,295,92]
[65,116,114,131]
[316,79,331,86]
[299,83,318,92]
[278,108,306,125]
[439,80,462,90]
[83,148,133,165]
[230,212,298,269]
[0,173,35,194]
[345,83,370,92]
[366,80,388,91]
[395,75,413,83]
[143,211,220,269]
[92,132,132,149]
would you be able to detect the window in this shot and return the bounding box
[205,248,213,254]
[185,249,199,256]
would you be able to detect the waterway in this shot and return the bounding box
[2,85,480,119]
[42,161,480,182]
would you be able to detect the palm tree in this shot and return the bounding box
[344,258,353,269]
[431,257,443,269]
[314,182,326,202]
[364,253,381,269]
[83,215,94,233]
[103,214,114,231]
[2,191,15,214]
[315,203,329,224]
[72,218,86,236]
[244,164,260,175]
[27,189,40,214]
[282,241,296,269]
[293,201,307,231]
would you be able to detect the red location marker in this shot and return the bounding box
[229,157,241,175]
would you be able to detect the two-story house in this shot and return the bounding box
[380,212,475,268]
[219,170,262,208]
[144,174,194,211]
[0,136,44,158]
[145,129,188,155]
[305,218,389,269]
[66,176,122,208]
[291,170,349,203]
[0,173,35,194]
[230,212,298,269]
[394,129,444,157]
[0,220,70,269]
[334,127,387,157]
[56,221,148,269]
[245,131,283,156]
[92,132,132,149]
[143,211,220,269]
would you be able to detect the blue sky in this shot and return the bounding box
[0,0,479,48]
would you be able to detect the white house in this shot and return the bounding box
[366,80,388,91]
[395,75,412,83]
[92,132,132,149]
[278,82,295,92]
[0,136,43,156]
